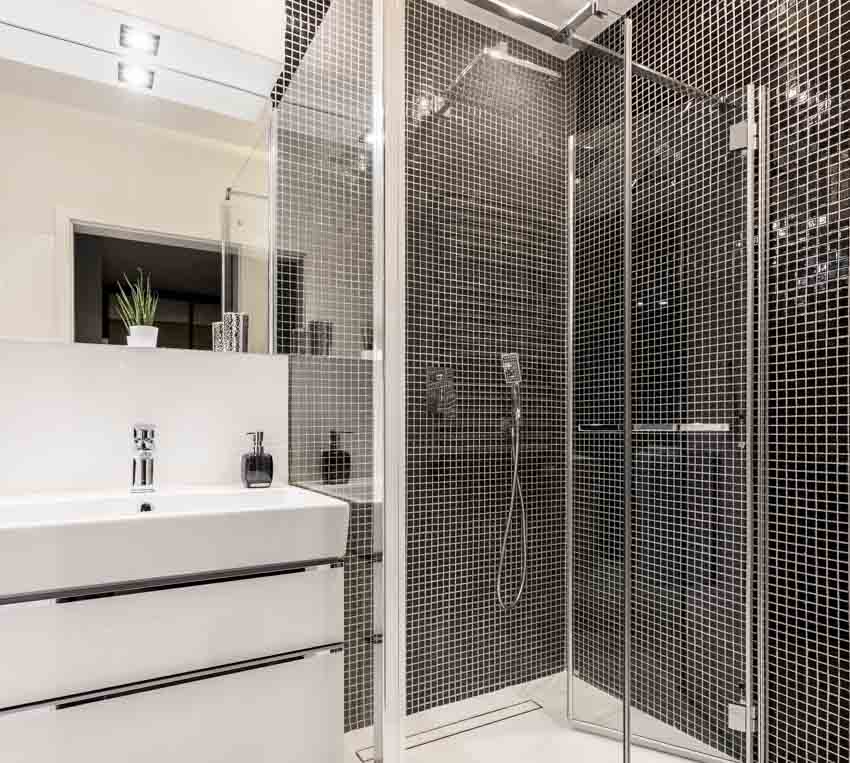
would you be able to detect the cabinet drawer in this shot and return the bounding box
[0,565,342,708]
[0,649,342,763]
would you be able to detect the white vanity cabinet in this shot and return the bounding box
[0,651,343,763]
[0,487,349,763]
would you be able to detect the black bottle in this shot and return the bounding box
[242,431,274,488]
[322,430,351,485]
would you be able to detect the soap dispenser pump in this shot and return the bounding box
[242,431,273,488]
[322,430,352,485]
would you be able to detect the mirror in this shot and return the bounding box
[0,0,277,353]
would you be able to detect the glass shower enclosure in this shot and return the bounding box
[373,6,770,763]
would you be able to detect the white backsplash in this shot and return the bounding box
[0,339,288,495]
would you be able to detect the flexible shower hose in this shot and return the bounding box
[497,422,528,612]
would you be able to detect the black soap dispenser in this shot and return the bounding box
[322,430,352,485]
[242,431,274,488]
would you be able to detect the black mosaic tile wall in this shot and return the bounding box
[405,0,568,715]
[343,500,375,732]
[572,2,850,760]
[289,357,373,485]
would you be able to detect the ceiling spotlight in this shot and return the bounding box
[118,61,155,90]
[119,24,160,55]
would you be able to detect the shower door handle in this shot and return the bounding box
[678,422,731,433]
[578,422,732,433]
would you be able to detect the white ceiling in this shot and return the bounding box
[93,0,283,62]
[0,0,279,123]
[436,0,639,60]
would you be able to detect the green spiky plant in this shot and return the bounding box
[115,268,159,331]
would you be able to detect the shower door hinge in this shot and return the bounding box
[727,702,756,731]
[369,633,384,646]
[729,121,757,151]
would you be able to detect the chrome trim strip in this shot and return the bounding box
[566,134,576,720]
[743,83,757,763]
[623,17,634,763]
[380,0,408,760]
[371,0,388,759]
[756,83,770,763]
[267,106,279,355]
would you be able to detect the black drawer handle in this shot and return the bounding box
[0,559,343,608]
[0,644,342,716]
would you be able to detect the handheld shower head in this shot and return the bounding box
[497,351,528,613]
[501,352,522,387]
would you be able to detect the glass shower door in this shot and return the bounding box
[567,45,627,742]
[567,18,760,763]
[627,79,758,763]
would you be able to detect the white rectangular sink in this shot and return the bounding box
[0,485,349,600]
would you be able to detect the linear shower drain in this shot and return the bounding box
[355,699,542,762]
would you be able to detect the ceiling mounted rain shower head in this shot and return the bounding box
[418,40,561,121]
[483,41,561,80]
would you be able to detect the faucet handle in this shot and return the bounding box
[133,424,156,451]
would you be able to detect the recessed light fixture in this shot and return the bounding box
[119,24,160,55]
[118,61,155,90]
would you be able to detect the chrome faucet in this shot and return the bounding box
[131,424,156,493]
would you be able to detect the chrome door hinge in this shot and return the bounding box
[727,702,756,731]
[729,121,757,151]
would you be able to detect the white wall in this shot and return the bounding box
[0,5,288,501]
[0,340,288,495]
[0,87,267,342]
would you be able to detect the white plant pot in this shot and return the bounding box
[127,325,158,348]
